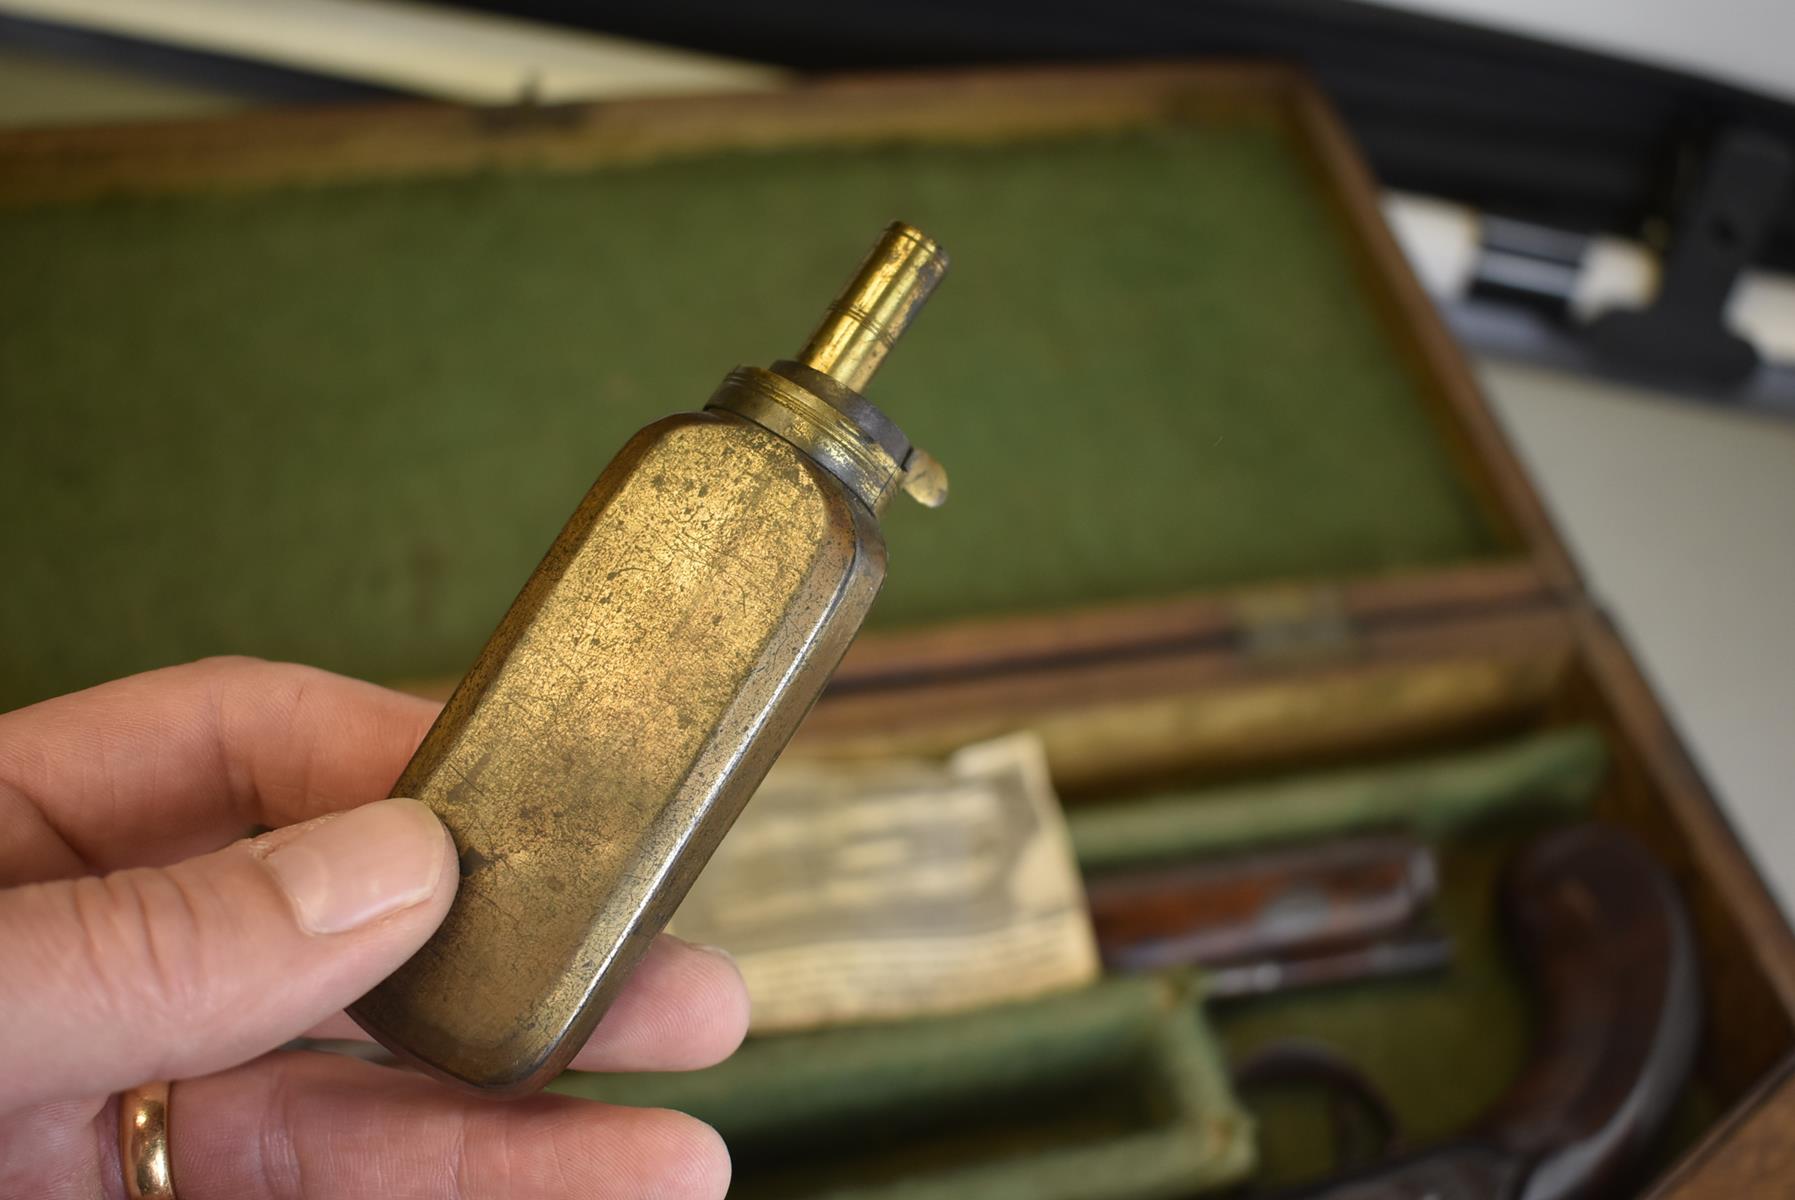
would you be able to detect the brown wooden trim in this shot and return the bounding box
[835,558,1548,690]
[1568,606,1795,1060]
[1646,1057,1795,1199]
[1280,84,1583,595]
[0,62,1300,206]
[802,602,1577,792]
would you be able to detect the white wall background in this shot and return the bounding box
[1380,0,1795,102]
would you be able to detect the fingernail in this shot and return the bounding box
[669,934,738,970]
[263,798,449,935]
[693,942,737,968]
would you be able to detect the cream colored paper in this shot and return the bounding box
[669,732,1100,1033]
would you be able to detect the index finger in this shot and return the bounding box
[0,657,438,879]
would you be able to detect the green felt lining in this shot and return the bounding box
[3,124,1496,708]
[556,974,1253,1200]
[1070,727,1607,872]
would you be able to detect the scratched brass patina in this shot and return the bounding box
[349,223,950,1095]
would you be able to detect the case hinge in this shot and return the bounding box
[1232,586,1359,664]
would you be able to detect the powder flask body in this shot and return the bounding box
[349,223,949,1094]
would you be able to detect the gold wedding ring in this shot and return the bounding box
[118,1082,177,1200]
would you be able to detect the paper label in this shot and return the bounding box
[669,732,1100,1033]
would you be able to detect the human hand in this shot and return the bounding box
[0,657,749,1199]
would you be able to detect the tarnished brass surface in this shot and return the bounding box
[707,367,906,513]
[349,223,947,1095]
[796,222,948,394]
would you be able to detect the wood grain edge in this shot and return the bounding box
[831,558,1549,689]
[0,61,1294,206]
[1646,1056,1795,1199]
[1569,604,1795,1035]
[1279,81,1584,597]
[802,600,1577,768]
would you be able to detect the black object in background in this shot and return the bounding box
[10,0,1795,395]
[461,0,1795,277]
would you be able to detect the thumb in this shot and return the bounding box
[0,797,456,1110]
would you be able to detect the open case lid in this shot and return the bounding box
[0,63,1576,708]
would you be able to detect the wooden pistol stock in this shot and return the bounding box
[1282,823,1701,1200]
[1086,835,1438,972]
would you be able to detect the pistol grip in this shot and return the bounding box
[1281,824,1700,1200]
[1480,824,1702,1200]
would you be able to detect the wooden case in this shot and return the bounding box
[2,64,1790,1195]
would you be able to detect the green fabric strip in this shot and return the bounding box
[1069,727,1606,873]
[554,974,1254,1200]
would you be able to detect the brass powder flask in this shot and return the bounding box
[349,223,949,1094]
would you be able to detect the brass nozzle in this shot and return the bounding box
[796,222,949,394]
